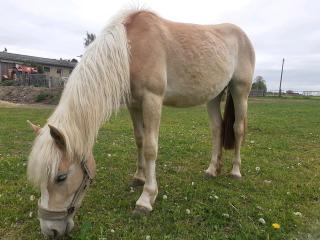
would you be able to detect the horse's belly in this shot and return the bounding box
[163,79,227,107]
[163,52,234,107]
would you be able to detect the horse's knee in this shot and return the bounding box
[143,140,157,160]
[233,121,244,138]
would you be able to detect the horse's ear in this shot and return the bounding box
[27,120,41,135]
[48,125,66,152]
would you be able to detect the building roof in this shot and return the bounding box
[0,52,76,68]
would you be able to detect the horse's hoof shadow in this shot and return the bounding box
[133,205,151,216]
[230,174,242,180]
[130,178,145,188]
[204,171,218,179]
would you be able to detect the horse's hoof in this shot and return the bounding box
[204,171,217,179]
[130,178,145,188]
[230,173,242,180]
[133,205,151,215]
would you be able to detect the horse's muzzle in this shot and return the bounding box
[40,218,74,239]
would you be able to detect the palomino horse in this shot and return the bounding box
[27,9,255,238]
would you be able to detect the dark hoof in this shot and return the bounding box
[130,178,145,188]
[230,174,242,180]
[133,205,151,215]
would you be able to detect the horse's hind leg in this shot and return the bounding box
[128,106,145,187]
[205,94,223,178]
[134,92,163,213]
[229,80,251,178]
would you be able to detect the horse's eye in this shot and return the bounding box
[56,174,68,183]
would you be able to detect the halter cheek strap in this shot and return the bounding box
[38,160,93,220]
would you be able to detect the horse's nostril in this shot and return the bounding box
[52,229,58,238]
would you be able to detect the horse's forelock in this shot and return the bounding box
[27,129,63,187]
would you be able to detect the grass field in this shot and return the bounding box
[0,98,320,239]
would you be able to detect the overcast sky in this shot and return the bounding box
[0,0,319,91]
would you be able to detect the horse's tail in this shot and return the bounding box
[221,88,235,149]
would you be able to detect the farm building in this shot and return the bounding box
[0,51,76,81]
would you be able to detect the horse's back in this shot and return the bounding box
[125,11,255,106]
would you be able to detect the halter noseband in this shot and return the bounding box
[38,159,93,220]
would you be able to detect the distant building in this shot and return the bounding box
[0,52,76,80]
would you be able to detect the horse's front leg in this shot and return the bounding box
[128,106,146,187]
[134,92,162,214]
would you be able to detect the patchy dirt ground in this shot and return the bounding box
[0,100,54,109]
[0,86,62,104]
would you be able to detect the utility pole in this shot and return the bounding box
[279,58,285,97]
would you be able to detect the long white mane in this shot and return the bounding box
[28,8,140,186]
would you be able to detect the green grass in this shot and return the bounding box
[0,98,320,239]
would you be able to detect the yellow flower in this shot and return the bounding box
[272,223,281,230]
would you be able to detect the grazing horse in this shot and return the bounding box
[27,9,255,238]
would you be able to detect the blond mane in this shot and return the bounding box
[27,8,142,186]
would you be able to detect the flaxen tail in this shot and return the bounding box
[222,89,235,149]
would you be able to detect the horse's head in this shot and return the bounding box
[27,121,96,238]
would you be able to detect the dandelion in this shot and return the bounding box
[272,223,280,230]
[255,167,260,172]
[30,195,35,201]
[186,209,191,214]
